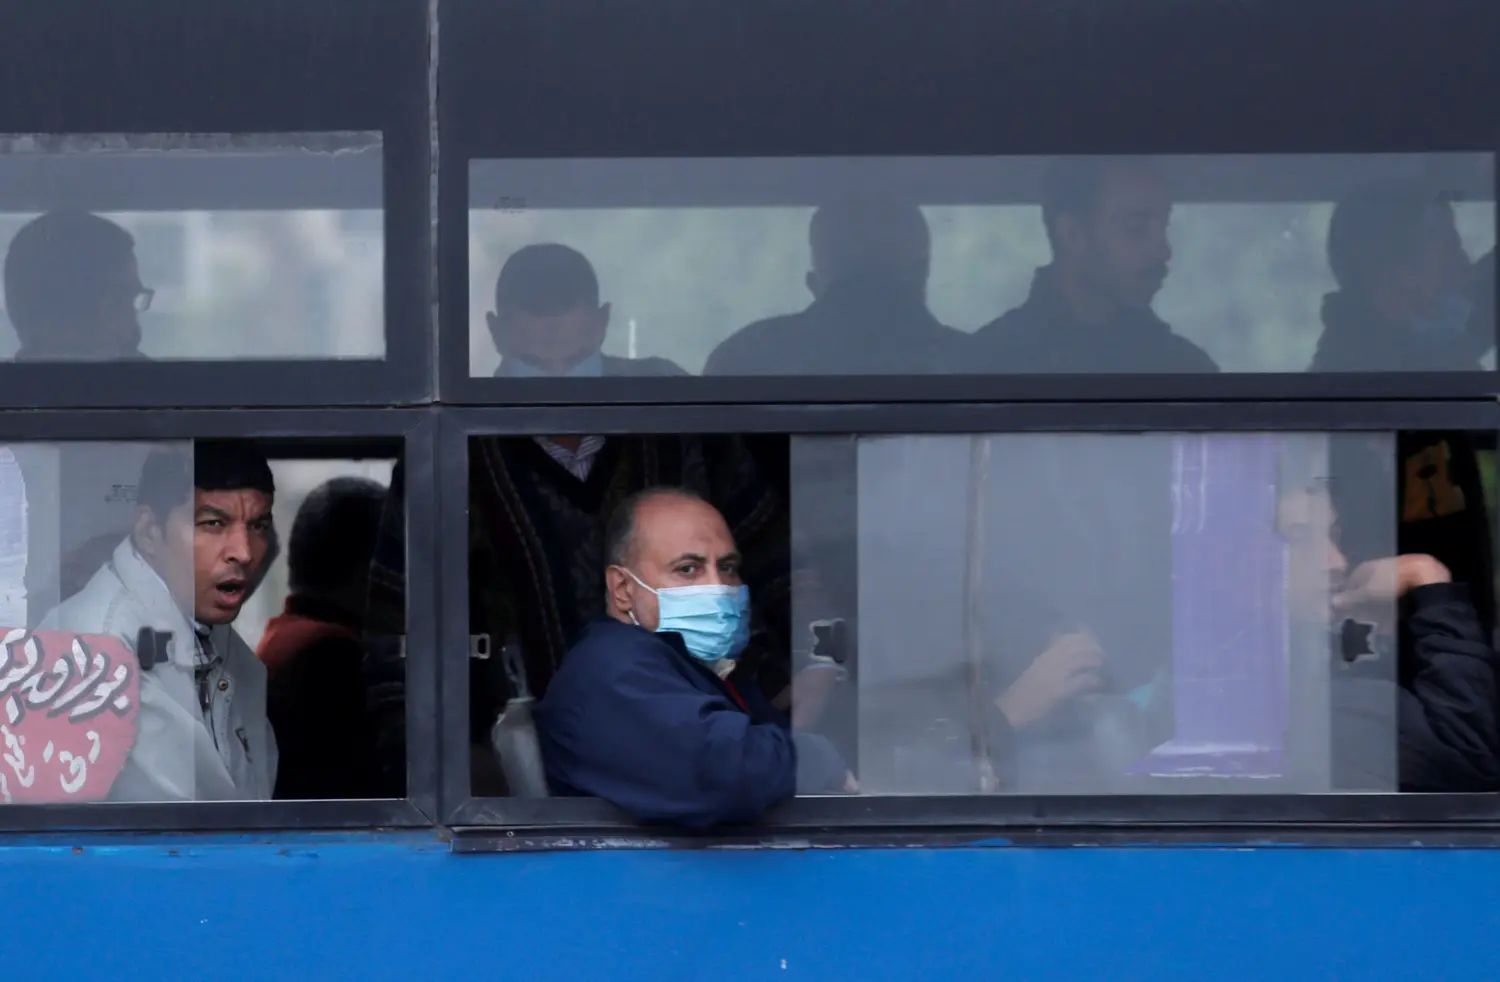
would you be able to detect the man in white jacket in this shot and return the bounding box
[41,441,279,802]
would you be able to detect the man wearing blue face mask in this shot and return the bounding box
[487,243,687,379]
[535,487,855,828]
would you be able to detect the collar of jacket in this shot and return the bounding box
[1020,265,1178,344]
[105,537,205,671]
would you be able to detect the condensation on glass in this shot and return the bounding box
[789,431,1500,795]
[468,153,1495,377]
[0,132,384,362]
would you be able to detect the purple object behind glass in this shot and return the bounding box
[1140,433,1288,780]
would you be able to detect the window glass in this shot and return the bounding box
[0,439,403,804]
[467,428,1499,828]
[791,431,1499,796]
[468,154,1495,377]
[0,133,383,362]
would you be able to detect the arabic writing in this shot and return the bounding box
[0,630,139,802]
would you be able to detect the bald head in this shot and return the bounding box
[807,200,931,299]
[603,487,742,630]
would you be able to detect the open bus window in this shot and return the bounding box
[0,133,384,362]
[467,153,1495,378]
[0,437,404,805]
[788,430,1500,797]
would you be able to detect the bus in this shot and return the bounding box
[2,0,1498,978]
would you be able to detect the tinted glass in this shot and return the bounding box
[0,134,383,362]
[468,154,1495,377]
[789,431,1499,795]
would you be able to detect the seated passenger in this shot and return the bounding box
[1312,181,1491,373]
[703,200,964,375]
[4,210,150,361]
[1278,477,1500,791]
[536,487,853,828]
[257,477,385,800]
[487,243,687,377]
[41,442,279,801]
[963,157,1218,374]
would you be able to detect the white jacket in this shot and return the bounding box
[40,538,277,801]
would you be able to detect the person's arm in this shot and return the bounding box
[1397,579,1500,792]
[1336,555,1500,792]
[541,653,847,828]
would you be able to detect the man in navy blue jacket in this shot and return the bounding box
[536,487,854,828]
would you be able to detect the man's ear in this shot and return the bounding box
[131,505,165,561]
[486,310,508,355]
[604,565,633,616]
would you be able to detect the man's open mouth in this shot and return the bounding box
[214,579,247,603]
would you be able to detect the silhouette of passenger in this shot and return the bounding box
[488,243,686,377]
[257,476,386,800]
[1312,181,1490,372]
[965,157,1218,374]
[1312,184,1496,640]
[703,200,963,375]
[3,211,150,361]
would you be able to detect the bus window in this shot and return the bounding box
[467,153,1494,377]
[462,433,794,804]
[0,133,384,362]
[0,437,405,805]
[787,430,1499,796]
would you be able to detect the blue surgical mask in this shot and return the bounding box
[625,570,750,663]
[499,350,604,378]
[1412,293,1474,340]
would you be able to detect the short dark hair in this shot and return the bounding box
[287,476,387,597]
[808,199,930,282]
[3,211,136,337]
[1326,180,1456,292]
[137,440,276,522]
[1040,156,1160,245]
[493,243,600,316]
[604,486,708,569]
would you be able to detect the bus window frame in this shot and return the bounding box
[0,407,439,833]
[439,0,1500,405]
[441,148,1499,404]
[0,0,432,408]
[440,399,1500,836]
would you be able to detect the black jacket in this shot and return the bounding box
[963,266,1219,374]
[1333,583,1500,792]
[703,274,964,376]
[1310,260,1494,373]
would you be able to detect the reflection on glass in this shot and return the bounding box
[0,133,384,361]
[469,154,1495,376]
[789,431,1500,795]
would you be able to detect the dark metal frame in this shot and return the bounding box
[440,401,1500,836]
[0,408,440,832]
[0,0,433,408]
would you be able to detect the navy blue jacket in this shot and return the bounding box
[536,618,849,828]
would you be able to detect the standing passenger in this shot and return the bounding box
[42,442,279,801]
[257,477,385,800]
